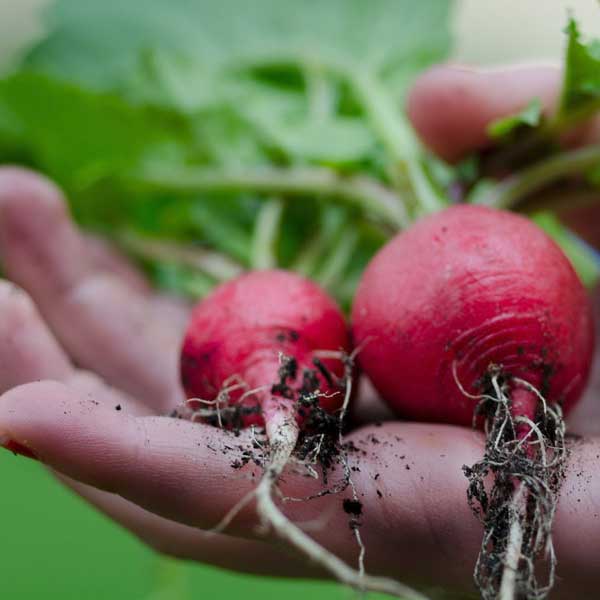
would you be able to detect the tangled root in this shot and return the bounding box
[460,365,567,600]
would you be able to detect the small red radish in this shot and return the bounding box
[181,269,348,429]
[180,269,421,599]
[352,205,595,600]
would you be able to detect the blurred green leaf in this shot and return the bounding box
[0,0,455,304]
[488,98,542,140]
[559,17,600,118]
[0,71,190,188]
[266,118,375,165]
[27,0,452,91]
[26,0,452,172]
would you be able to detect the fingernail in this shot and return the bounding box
[0,437,38,460]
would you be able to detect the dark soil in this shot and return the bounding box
[342,498,363,516]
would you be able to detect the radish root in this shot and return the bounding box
[192,351,429,600]
[256,411,429,600]
[498,485,525,600]
[460,365,567,600]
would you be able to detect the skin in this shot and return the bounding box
[0,64,599,598]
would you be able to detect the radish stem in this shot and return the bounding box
[483,143,600,209]
[348,69,447,216]
[314,228,358,289]
[292,207,348,277]
[119,232,244,281]
[251,198,284,269]
[133,165,407,229]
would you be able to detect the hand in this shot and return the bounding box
[0,63,598,600]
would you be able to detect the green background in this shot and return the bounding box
[1,454,351,599]
[0,1,596,599]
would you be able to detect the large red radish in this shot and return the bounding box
[352,205,595,600]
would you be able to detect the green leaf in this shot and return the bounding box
[25,0,452,175]
[3,0,456,305]
[263,118,375,165]
[0,101,23,139]
[559,17,600,118]
[125,50,220,112]
[0,71,190,189]
[151,263,217,300]
[191,105,273,167]
[488,98,542,140]
[27,0,452,91]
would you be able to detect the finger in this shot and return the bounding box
[0,167,186,412]
[0,278,148,415]
[84,234,151,294]
[407,64,561,162]
[3,382,600,597]
[61,476,313,578]
[0,281,71,391]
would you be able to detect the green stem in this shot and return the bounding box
[292,206,347,276]
[234,54,434,223]
[119,231,244,281]
[532,212,600,288]
[191,204,252,265]
[230,53,440,220]
[518,187,600,215]
[482,143,600,209]
[133,165,407,229]
[315,228,359,289]
[250,198,284,269]
[303,60,335,121]
[348,69,447,215]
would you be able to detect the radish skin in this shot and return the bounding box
[352,205,595,599]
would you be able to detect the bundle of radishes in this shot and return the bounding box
[179,205,595,600]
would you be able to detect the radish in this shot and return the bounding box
[352,205,595,600]
[180,269,424,599]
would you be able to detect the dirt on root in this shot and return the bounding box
[464,365,568,600]
[173,351,363,535]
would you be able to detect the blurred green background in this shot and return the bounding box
[0,1,599,599]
